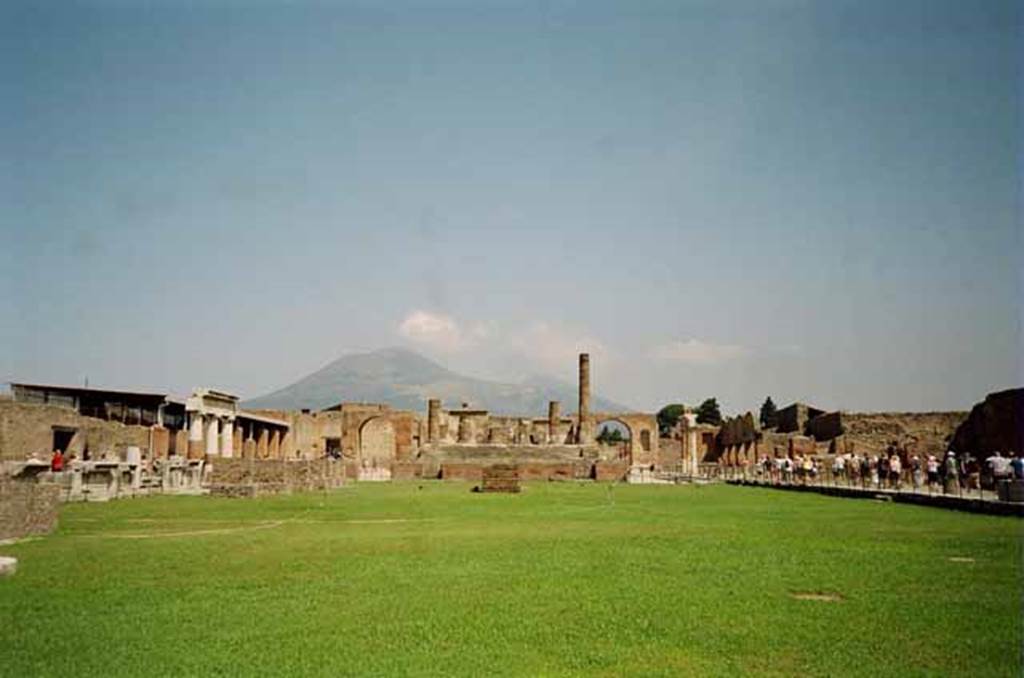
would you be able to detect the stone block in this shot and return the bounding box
[0,556,17,576]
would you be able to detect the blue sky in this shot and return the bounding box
[2,0,1020,414]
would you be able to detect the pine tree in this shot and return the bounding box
[656,404,686,436]
[696,398,722,426]
[759,396,779,429]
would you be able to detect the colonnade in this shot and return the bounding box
[186,413,285,460]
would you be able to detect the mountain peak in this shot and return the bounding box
[243,347,631,414]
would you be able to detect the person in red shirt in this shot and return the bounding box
[50,449,64,472]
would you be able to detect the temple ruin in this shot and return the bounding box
[0,351,992,520]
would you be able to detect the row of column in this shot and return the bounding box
[186,413,283,459]
[426,405,569,446]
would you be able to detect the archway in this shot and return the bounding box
[359,417,396,468]
[595,418,633,460]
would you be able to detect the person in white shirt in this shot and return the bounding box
[889,454,902,490]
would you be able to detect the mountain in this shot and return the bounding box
[242,347,633,415]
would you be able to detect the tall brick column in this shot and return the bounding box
[577,353,593,445]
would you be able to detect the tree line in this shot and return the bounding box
[656,396,780,435]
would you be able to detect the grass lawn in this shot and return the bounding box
[1,482,1020,676]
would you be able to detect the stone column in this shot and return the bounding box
[150,426,169,460]
[205,417,219,457]
[548,401,561,444]
[683,411,698,475]
[457,416,472,443]
[427,399,441,443]
[269,430,281,459]
[220,419,234,458]
[577,353,592,445]
[517,419,529,445]
[233,426,243,458]
[188,413,205,459]
[257,429,269,459]
[243,436,256,460]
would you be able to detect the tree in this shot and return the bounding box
[657,404,686,436]
[759,396,778,429]
[597,425,625,445]
[696,398,722,426]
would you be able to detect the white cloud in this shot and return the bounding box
[398,310,471,352]
[507,322,610,375]
[396,312,608,377]
[651,338,750,365]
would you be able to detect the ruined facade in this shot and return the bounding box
[1,384,289,463]
[418,353,660,477]
[706,401,968,467]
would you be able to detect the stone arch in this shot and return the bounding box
[595,417,634,459]
[358,416,396,467]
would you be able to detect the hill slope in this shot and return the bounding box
[242,347,632,415]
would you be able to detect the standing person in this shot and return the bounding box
[889,452,902,490]
[803,456,814,485]
[910,455,922,490]
[989,451,1011,485]
[1010,452,1024,481]
[860,454,871,489]
[833,454,846,485]
[926,454,940,489]
[878,454,889,488]
[944,451,959,494]
[50,449,64,473]
[964,455,980,492]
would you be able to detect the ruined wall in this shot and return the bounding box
[593,461,629,481]
[949,389,1022,455]
[248,406,418,463]
[591,412,659,466]
[775,403,825,434]
[206,458,346,495]
[438,461,595,482]
[422,444,605,465]
[0,401,154,462]
[841,411,966,456]
[657,438,683,467]
[247,410,344,460]
[806,411,844,441]
[360,417,396,466]
[0,477,59,540]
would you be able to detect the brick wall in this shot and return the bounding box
[593,461,629,481]
[0,401,155,461]
[440,463,484,481]
[0,478,59,540]
[206,458,346,495]
[806,411,844,441]
[440,461,599,482]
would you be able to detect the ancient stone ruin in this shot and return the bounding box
[479,464,521,493]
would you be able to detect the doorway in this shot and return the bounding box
[52,427,76,453]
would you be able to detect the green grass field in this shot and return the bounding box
[1,483,1020,676]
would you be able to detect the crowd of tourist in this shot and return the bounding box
[749,447,1023,495]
